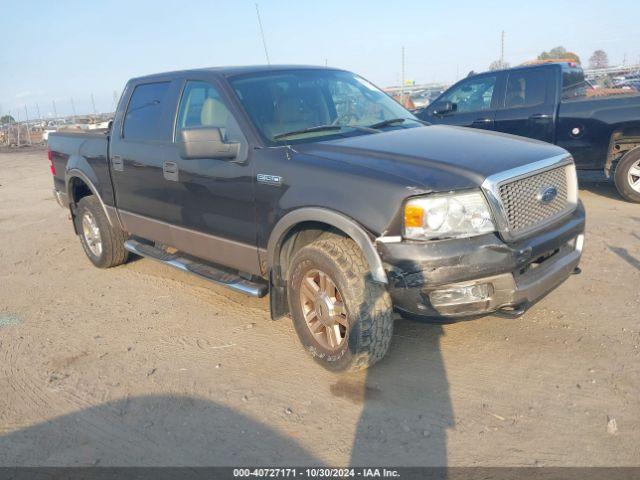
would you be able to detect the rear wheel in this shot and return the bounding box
[76,196,129,268]
[614,149,640,203]
[287,232,393,372]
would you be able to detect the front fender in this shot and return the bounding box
[267,207,388,284]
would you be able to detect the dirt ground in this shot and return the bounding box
[0,148,638,467]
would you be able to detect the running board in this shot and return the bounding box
[124,239,268,298]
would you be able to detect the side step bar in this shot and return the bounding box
[124,239,268,298]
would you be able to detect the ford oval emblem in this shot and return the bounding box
[538,186,558,204]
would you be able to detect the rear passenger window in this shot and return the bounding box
[505,70,548,108]
[123,82,171,141]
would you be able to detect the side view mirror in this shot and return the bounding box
[179,127,240,160]
[431,100,456,116]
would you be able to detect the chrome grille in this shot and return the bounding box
[498,166,570,234]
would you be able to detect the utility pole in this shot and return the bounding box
[400,46,405,106]
[24,105,32,145]
[70,98,77,123]
[255,3,271,65]
[500,30,505,69]
[16,111,21,147]
[52,100,58,122]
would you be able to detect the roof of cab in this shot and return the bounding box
[129,65,342,83]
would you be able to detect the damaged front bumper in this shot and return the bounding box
[378,202,585,319]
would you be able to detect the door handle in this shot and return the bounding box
[472,118,493,125]
[529,113,551,120]
[163,161,178,181]
[111,155,123,172]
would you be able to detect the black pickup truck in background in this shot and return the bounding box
[416,62,640,202]
[48,66,585,371]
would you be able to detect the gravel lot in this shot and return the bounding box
[0,148,638,466]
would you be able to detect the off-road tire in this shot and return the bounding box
[76,196,129,268]
[288,232,394,372]
[614,149,640,203]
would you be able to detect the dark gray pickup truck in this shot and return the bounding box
[48,66,585,371]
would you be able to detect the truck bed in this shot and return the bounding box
[48,130,112,207]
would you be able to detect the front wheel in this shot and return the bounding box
[76,196,129,268]
[614,150,640,203]
[287,233,394,372]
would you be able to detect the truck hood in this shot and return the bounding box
[296,125,568,191]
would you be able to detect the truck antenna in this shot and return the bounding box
[500,30,505,68]
[255,3,271,65]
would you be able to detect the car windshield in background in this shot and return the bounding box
[229,69,420,144]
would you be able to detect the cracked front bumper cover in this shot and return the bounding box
[379,202,585,318]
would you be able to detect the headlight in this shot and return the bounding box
[404,191,495,240]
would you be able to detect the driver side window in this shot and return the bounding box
[441,75,497,113]
[175,80,243,143]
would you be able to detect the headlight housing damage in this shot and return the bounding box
[404,191,495,240]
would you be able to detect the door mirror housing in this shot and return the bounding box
[431,100,456,116]
[178,127,240,160]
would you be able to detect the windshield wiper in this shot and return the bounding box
[368,118,408,129]
[273,124,342,140]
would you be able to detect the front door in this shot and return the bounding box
[166,79,259,274]
[418,73,499,129]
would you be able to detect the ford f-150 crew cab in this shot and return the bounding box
[48,66,585,371]
[416,62,640,202]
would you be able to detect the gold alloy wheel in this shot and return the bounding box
[299,269,348,350]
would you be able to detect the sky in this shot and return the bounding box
[2,0,640,118]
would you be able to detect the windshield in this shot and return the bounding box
[229,69,419,144]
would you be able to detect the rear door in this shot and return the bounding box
[109,79,180,219]
[418,73,500,129]
[493,66,557,143]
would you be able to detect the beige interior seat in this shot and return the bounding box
[266,89,330,137]
[200,98,229,138]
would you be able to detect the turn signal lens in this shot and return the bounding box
[404,204,424,228]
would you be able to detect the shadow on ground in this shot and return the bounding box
[0,395,319,466]
[347,322,451,466]
[608,245,640,271]
[0,264,452,469]
[577,171,623,202]
[346,263,452,467]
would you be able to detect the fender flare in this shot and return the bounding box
[267,207,388,284]
[65,168,121,228]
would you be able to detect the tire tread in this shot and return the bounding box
[294,232,393,371]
